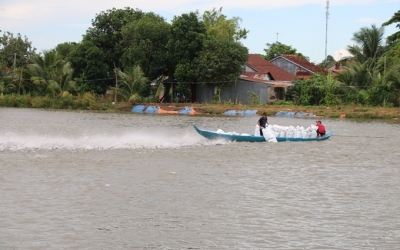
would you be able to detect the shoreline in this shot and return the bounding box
[115,102,400,120]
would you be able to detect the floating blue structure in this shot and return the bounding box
[224,110,258,116]
[294,112,308,117]
[131,105,146,113]
[223,110,237,116]
[144,106,160,113]
[242,110,257,116]
[179,107,195,114]
[276,111,315,118]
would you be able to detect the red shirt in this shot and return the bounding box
[316,123,326,133]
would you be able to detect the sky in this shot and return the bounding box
[1,0,399,64]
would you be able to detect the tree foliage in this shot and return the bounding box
[3,8,400,107]
[55,42,78,61]
[318,55,335,68]
[68,40,109,94]
[84,7,145,68]
[0,31,36,69]
[121,12,170,80]
[347,24,385,63]
[194,38,248,84]
[193,38,248,103]
[166,12,206,79]
[382,10,400,45]
[201,7,249,42]
[263,42,309,61]
[117,65,148,101]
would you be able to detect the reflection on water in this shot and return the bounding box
[1,108,400,249]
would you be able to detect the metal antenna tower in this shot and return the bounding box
[325,0,330,64]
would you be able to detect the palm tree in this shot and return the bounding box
[369,58,400,106]
[117,65,148,101]
[348,24,385,63]
[25,50,76,96]
[337,61,375,90]
[47,61,76,96]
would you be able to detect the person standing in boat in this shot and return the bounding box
[257,112,269,136]
[316,120,326,137]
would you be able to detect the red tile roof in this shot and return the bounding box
[275,54,328,76]
[246,54,295,81]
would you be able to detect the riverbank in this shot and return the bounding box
[1,93,399,120]
[114,102,400,120]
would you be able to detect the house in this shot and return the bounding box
[195,54,295,104]
[270,54,328,79]
[326,62,344,77]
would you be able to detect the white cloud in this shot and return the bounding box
[334,49,352,61]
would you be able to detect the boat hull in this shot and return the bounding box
[194,125,333,142]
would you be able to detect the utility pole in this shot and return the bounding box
[113,62,118,103]
[13,53,16,78]
[325,1,330,66]
[276,33,279,43]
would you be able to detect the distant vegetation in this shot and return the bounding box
[1,8,400,108]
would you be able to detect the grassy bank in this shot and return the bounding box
[1,94,399,120]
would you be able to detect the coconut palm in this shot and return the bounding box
[47,61,76,97]
[116,65,148,101]
[369,59,400,106]
[337,61,375,90]
[348,24,385,63]
[25,50,76,96]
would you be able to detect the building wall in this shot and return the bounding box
[244,65,256,72]
[195,80,271,104]
[270,58,297,76]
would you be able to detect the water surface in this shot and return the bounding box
[1,108,399,249]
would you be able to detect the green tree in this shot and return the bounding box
[286,78,322,105]
[14,54,47,95]
[21,50,77,96]
[368,55,400,106]
[73,7,145,94]
[55,42,78,61]
[318,55,335,68]
[84,7,145,68]
[121,12,170,80]
[116,65,148,101]
[336,61,375,90]
[201,7,249,42]
[69,41,109,94]
[347,24,385,63]
[382,10,400,45]
[380,40,400,69]
[166,12,207,79]
[263,42,309,61]
[0,31,35,69]
[193,38,248,102]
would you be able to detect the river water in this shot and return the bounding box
[1,108,399,250]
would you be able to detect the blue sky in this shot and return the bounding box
[1,0,399,64]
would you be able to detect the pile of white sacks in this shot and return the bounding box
[255,124,318,142]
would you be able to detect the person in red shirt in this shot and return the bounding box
[316,120,326,137]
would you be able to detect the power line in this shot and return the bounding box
[9,77,235,85]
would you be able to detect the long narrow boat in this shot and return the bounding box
[194,125,333,142]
